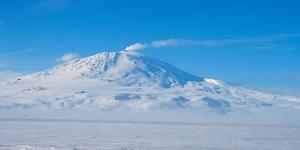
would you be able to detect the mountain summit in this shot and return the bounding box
[0,50,299,111]
[24,50,203,88]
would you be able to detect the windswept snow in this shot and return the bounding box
[0,119,300,150]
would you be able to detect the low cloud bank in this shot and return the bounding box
[1,107,300,126]
[0,72,21,82]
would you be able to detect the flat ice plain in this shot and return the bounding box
[0,119,300,150]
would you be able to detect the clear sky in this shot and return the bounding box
[0,0,299,95]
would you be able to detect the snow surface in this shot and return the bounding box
[1,50,300,150]
[0,119,300,150]
[0,50,299,112]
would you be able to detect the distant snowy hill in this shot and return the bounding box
[0,50,299,112]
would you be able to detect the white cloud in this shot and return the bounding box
[124,43,147,51]
[151,39,186,47]
[151,39,225,47]
[261,87,300,97]
[58,53,79,62]
[152,34,300,47]
[124,34,300,51]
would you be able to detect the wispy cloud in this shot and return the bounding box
[33,0,71,12]
[0,48,38,70]
[262,87,300,97]
[292,74,300,82]
[125,34,300,51]
[0,48,37,57]
[58,52,79,62]
[0,20,3,28]
[0,63,6,68]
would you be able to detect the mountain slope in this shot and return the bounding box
[22,51,203,88]
[0,50,299,111]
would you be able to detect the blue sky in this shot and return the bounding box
[0,0,300,94]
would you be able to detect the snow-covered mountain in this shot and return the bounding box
[0,50,299,111]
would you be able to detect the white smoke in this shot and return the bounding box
[58,53,79,62]
[124,34,299,51]
[124,43,147,52]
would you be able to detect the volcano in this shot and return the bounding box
[0,50,299,111]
